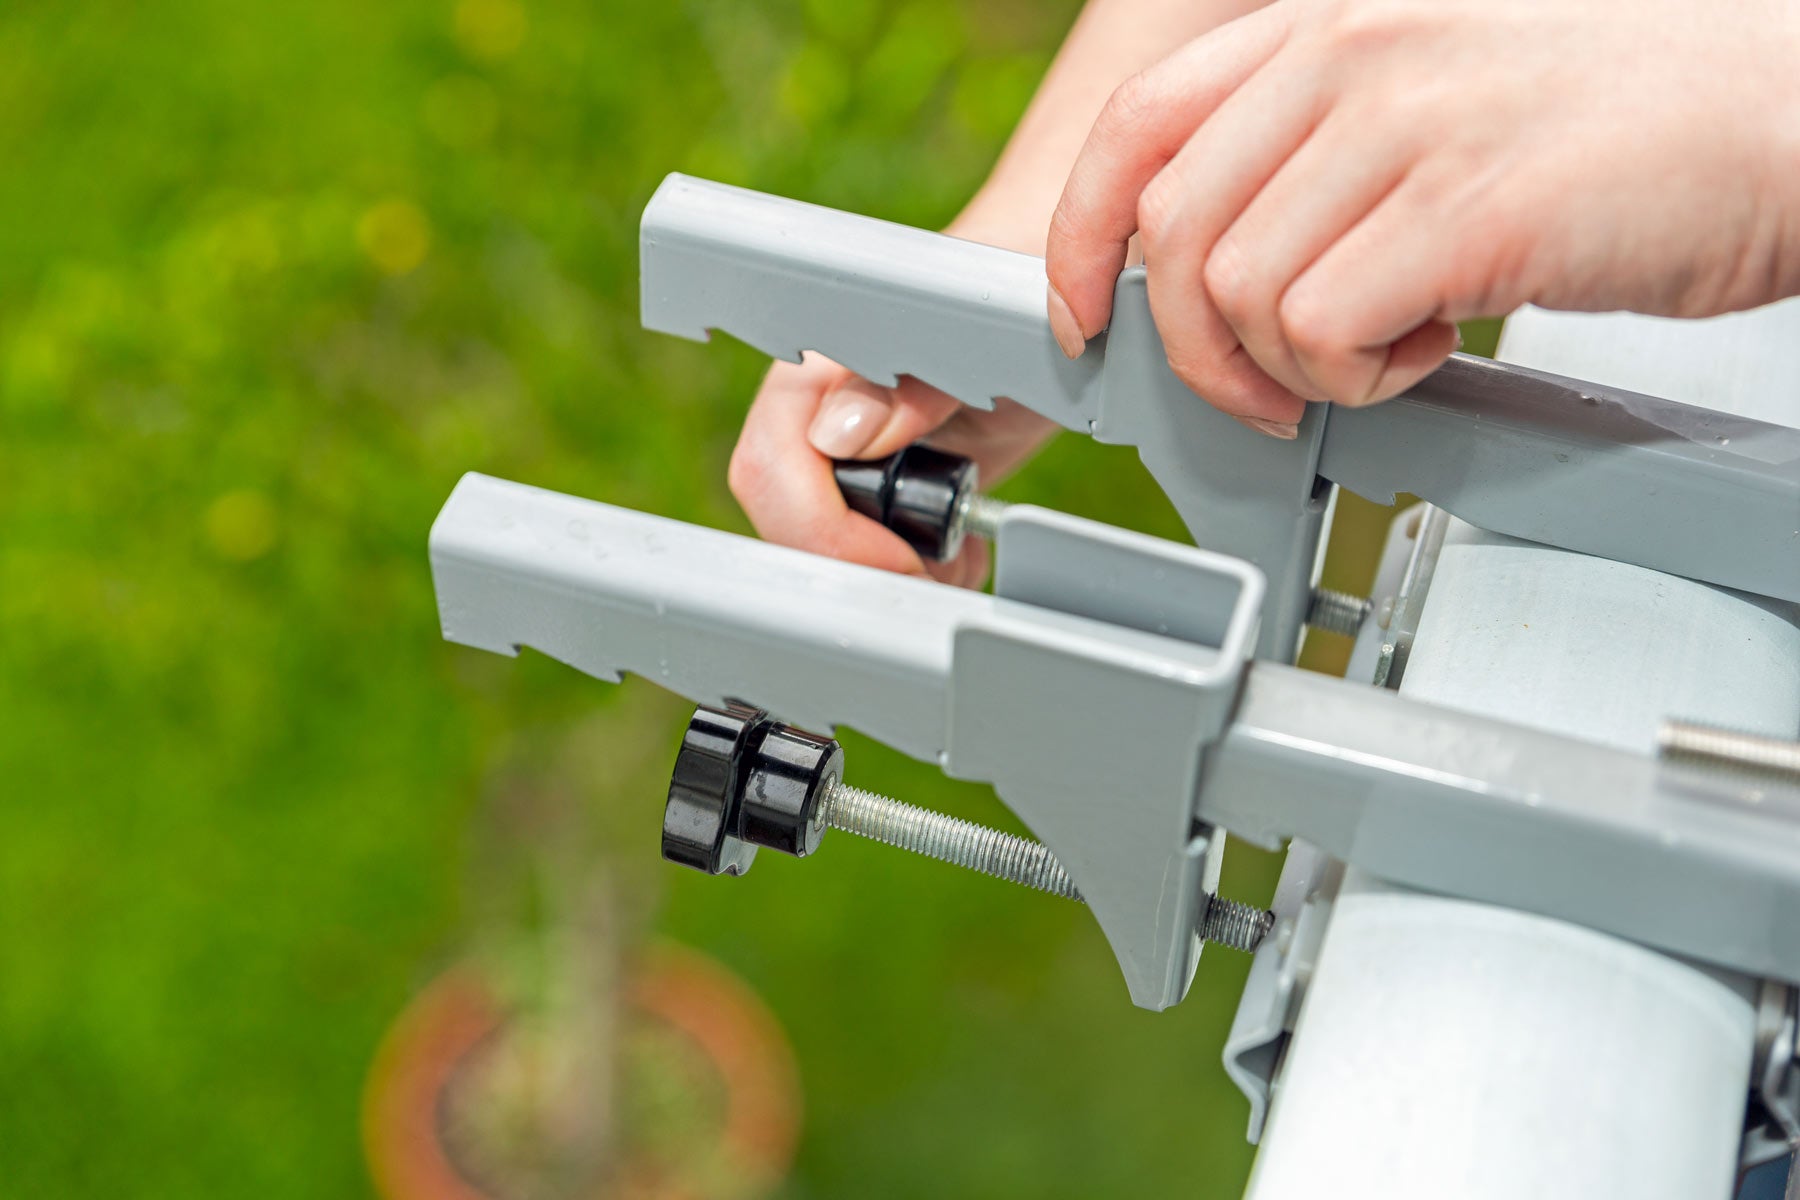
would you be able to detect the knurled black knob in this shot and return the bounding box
[661,704,844,876]
[662,702,766,876]
[833,444,978,562]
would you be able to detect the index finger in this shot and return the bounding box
[1044,5,1293,346]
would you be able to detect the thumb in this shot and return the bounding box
[806,374,964,461]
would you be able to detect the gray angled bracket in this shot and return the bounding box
[430,472,1264,1011]
[640,173,1800,661]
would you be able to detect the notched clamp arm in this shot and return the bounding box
[431,472,1264,1011]
[640,173,1800,643]
[641,173,1328,661]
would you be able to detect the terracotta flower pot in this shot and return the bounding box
[363,943,802,1200]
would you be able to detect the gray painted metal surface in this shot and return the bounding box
[1221,841,1341,1142]
[1321,353,1800,606]
[429,472,1262,1010]
[430,471,1800,1003]
[641,172,1329,660]
[640,173,1800,641]
[1201,661,1800,986]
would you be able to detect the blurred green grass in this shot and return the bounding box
[0,1,1464,1196]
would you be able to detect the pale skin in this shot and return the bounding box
[729,0,1800,580]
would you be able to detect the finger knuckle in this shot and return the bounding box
[1161,337,1227,398]
[1202,240,1260,326]
[725,441,766,504]
[1102,70,1163,141]
[1319,0,1425,54]
[1136,174,1180,249]
[1278,289,1347,361]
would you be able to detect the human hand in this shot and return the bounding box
[1043,0,1800,434]
[727,352,1058,588]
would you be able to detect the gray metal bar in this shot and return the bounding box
[1322,353,1800,603]
[1203,660,1800,985]
[641,172,1102,430]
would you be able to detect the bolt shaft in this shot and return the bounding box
[824,781,1082,901]
[1202,896,1276,953]
[1306,587,1372,638]
[821,782,1274,952]
[1659,720,1800,784]
[958,492,1009,541]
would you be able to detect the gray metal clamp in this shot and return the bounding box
[426,176,1800,1015]
[641,173,1800,662]
[431,473,1800,1012]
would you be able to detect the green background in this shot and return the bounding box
[0,2,1499,1195]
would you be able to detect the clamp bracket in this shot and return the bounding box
[431,472,1262,1010]
[641,173,1800,662]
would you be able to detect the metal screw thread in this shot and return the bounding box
[1659,720,1800,784]
[1306,587,1372,638]
[820,782,1276,953]
[958,492,1010,541]
[1201,897,1276,954]
[823,781,1082,901]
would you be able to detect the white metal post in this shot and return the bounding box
[1243,301,1800,1200]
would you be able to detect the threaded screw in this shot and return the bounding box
[823,781,1082,900]
[668,704,1273,953]
[820,780,1271,952]
[958,491,1009,542]
[1658,719,1800,785]
[1201,896,1277,954]
[1305,587,1373,639]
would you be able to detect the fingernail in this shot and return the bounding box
[1236,416,1300,440]
[807,384,892,458]
[1047,284,1086,359]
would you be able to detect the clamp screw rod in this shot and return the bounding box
[823,781,1273,953]
[958,491,1009,542]
[1201,897,1278,955]
[666,703,1274,953]
[1659,719,1800,784]
[823,780,1083,901]
[1305,587,1373,639]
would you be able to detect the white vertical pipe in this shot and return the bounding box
[1244,300,1800,1200]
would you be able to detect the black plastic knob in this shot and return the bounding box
[661,704,844,877]
[662,702,765,877]
[833,444,978,563]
